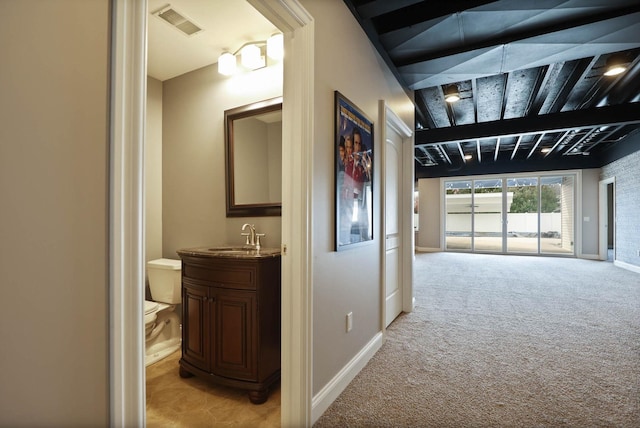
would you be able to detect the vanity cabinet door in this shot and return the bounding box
[212,288,257,381]
[182,280,211,372]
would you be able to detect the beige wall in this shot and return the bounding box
[417,178,442,249]
[581,169,600,256]
[300,0,415,395]
[146,77,164,264]
[0,1,110,425]
[160,61,283,257]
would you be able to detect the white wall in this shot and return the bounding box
[299,0,415,395]
[0,1,110,425]
[161,62,283,257]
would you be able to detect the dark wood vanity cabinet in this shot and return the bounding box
[177,250,281,404]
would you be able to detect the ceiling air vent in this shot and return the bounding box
[152,4,203,37]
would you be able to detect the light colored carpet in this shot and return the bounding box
[315,252,640,427]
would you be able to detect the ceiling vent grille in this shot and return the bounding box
[153,5,203,37]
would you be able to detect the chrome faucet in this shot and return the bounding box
[241,223,265,250]
[241,223,256,246]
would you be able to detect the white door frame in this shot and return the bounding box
[109,1,147,426]
[109,1,315,427]
[379,101,414,333]
[598,176,615,261]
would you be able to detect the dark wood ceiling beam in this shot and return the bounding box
[415,104,640,146]
[416,154,602,179]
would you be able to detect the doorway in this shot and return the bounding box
[109,1,314,426]
[599,177,615,261]
[381,102,414,329]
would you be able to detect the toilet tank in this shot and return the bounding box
[147,258,182,304]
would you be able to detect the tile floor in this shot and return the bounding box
[146,350,281,427]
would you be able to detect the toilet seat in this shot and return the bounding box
[144,300,159,327]
[145,300,159,314]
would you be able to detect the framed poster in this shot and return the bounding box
[334,91,374,251]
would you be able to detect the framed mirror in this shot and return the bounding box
[224,97,282,217]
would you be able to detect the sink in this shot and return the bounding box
[177,246,281,259]
[207,246,255,254]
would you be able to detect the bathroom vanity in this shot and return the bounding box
[176,246,281,404]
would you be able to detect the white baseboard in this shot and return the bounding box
[580,253,600,260]
[415,246,441,253]
[614,260,640,274]
[311,332,383,424]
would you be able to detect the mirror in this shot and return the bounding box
[225,97,282,217]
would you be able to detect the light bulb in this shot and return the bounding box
[218,52,236,75]
[604,65,626,76]
[267,33,284,60]
[241,44,263,70]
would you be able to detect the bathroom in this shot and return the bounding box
[144,0,283,424]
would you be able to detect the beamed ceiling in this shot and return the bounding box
[343,0,640,178]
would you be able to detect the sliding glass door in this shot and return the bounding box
[444,174,575,256]
[445,181,472,250]
[540,176,574,255]
[506,177,538,253]
[473,179,503,252]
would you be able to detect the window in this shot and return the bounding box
[444,174,575,255]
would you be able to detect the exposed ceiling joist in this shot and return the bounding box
[345,0,640,177]
[416,104,640,146]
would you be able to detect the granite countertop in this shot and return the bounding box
[177,246,281,259]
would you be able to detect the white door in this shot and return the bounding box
[385,125,403,326]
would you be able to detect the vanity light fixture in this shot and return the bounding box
[217,33,284,76]
[444,84,460,103]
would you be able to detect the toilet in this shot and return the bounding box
[145,258,182,367]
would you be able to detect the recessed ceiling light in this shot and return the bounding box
[464,154,472,160]
[604,54,628,76]
[541,148,551,153]
[444,84,460,103]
